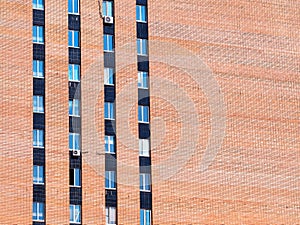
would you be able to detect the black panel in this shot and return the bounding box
[69,48,81,64]
[69,117,81,133]
[139,123,150,138]
[69,82,81,99]
[70,151,81,168]
[68,14,80,30]
[70,187,82,205]
[104,52,115,68]
[136,22,148,39]
[33,9,45,26]
[137,56,149,72]
[33,78,45,95]
[103,24,114,35]
[139,157,151,173]
[33,185,45,202]
[33,148,45,165]
[105,189,117,206]
[33,44,45,60]
[105,154,117,171]
[104,86,115,102]
[105,120,116,135]
[33,221,45,225]
[33,113,45,129]
[138,89,149,106]
[140,192,152,209]
[136,0,147,5]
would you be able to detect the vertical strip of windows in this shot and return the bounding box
[68,0,82,223]
[136,1,152,224]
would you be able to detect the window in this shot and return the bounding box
[33,60,44,78]
[70,168,81,187]
[70,204,81,223]
[102,1,113,17]
[69,133,80,150]
[140,209,151,225]
[106,207,116,225]
[138,71,148,89]
[105,171,116,189]
[33,202,44,222]
[139,139,150,157]
[68,0,79,14]
[33,26,44,44]
[33,129,44,148]
[140,173,151,191]
[33,165,44,184]
[137,39,148,56]
[33,0,44,9]
[33,95,44,113]
[68,30,80,47]
[136,5,147,22]
[103,34,113,52]
[69,99,80,116]
[105,135,115,153]
[138,105,149,123]
[104,102,114,120]
[68,64,80,81]
[104,67,114,85]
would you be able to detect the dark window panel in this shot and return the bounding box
[33,9,45,26]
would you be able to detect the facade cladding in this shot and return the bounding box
[0,0,300,224]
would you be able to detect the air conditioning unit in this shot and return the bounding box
[103,16,113,24]
[73,150,81,156]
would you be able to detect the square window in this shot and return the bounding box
[70,204,81,223]
[102,1,113,17]
[139,139,150,157]
[136,5,147,22]
[138,71,148,89]
[33,0,44,9]
[140,209,151,225]
[69,133,80,150]
[33,165,44,184]
[69,99,80,116]
[105,171,116,189]
[33,129,44,148]
[140,173,151,191]
[104,102,114,120]
[33,202,44,222]
[105,135,115,153]
[106,206,116,225]
[33,26,44,44]
[68,30,80,47]
[138,105,149,123]
[33,95,44,113]
[137,39,148,56]
[68,0,79,14]
[104,67,114,85]
[33,60,44,78]
[103,34,113,52]
[70,168,81,187]
[68,64,80,81]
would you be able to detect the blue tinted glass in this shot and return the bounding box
[140,210,144,225]
[146,210,150,225]
[33,26,37,42]
[74,0,79,13]
[75,169,80,186]
[75,134,79,149]
[69,100,73,115]
[70,206,74,221]
[68,31,72,46]
[69,134,73,149]
[68,0,73,13]
[39,26,44,42]
[74,64,80,80]
[137,40,141,54]
[74,31,79,47]
[144,107,149,122]
[68,65,72,80]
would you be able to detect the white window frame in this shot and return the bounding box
[103,34,114,52]
[138,71,148,89]
[140,209,151,225]
[105,171,116,189]
[104,67,114,85]
[69,133,80,151]
[33,129,44,148]
[68,64,80,82]
[33,0,44,10]
[106,206,116,225]
[105,135,115,154]
[33,25,44,44]
[68,30,80,48]
[70,168,81,187]
[68,0,79,14]
[136,5,147,22]
[140,173,151,192]
[33,95,44,113]
[33,165,44,184]
[70,204,81,224]
[102,1,113,17]
[137,38,148,56]
[104,102,114,120]
[69,99,80,117]
[138,105,149,123]
[139,139,150,157]
[33,60,44,78]
[33,202,44,222]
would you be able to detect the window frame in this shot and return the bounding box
[33,129,44,148]
[106,206,116,225]
[104,67,114,85]
[68,0,79,14]
[70,168,81,187]
[103,34,114,52]
[33,202,44,222]
[33,60,44,78]
[104,102,115,120]
[70,204,81,224]
[138,105,149,123]
[33,25,44,44]
[33,165,44,185]
[139,139,150,157]
[68,30,80,48]
[69,132,80,151]
[136,5,147,23]
[33,95,44,113]
[138,71,148,89]
[140,209,151,225]
[105,171,116,189]
[69,99,80,117]
[33,0,44,10]
[68,64,80,82]
[140,173,151,192]
[102,1,113,17]
[105,135,115,154]
[137,38,148,56]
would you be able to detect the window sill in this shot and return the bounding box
[104,50,114,53]
[104,118,115,121]
[105,152,116,155]
[104,83,115,86]
[69,80,80,83]
[69,46,80,49]
[33,182,45,185]
[137,53,148,57]
[68,12,80,15]
[33,111,45,114]
[138,121,149,124]
[138,86,149,90]
[33,42,44,45]
[69,149,81,151]
[33,76,44,79]
[33,146,45,149]
[140,190,151,192]
[105,188,116,190]
[33,7,44,10]
[69,115,81,118]
[33,219,45,222]
[136,20,147,23]
[69,185,81,188]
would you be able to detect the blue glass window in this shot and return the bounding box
[68,64,80,81]
[138,71,148,89]
[69,133,80,150]
[138,105,149,123]
[70,168,81,187]
[102,1,113,17]
[136,5,147,22]
[105,171,116,189]
[68,0,79,14]
[33,26,44,44]
[33,129,44,148]
[68,30,80,47]
[69,99,80,116]
[137,39,148,55]
[33,165,44,184]
[70,205,81,223]
[104,102,114,119]
[33,60,44,78]
[140,209,151,225]
[33,0,44,10]
[104,67,114,85]
[103,34,113,52]
[33,202,44,221]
